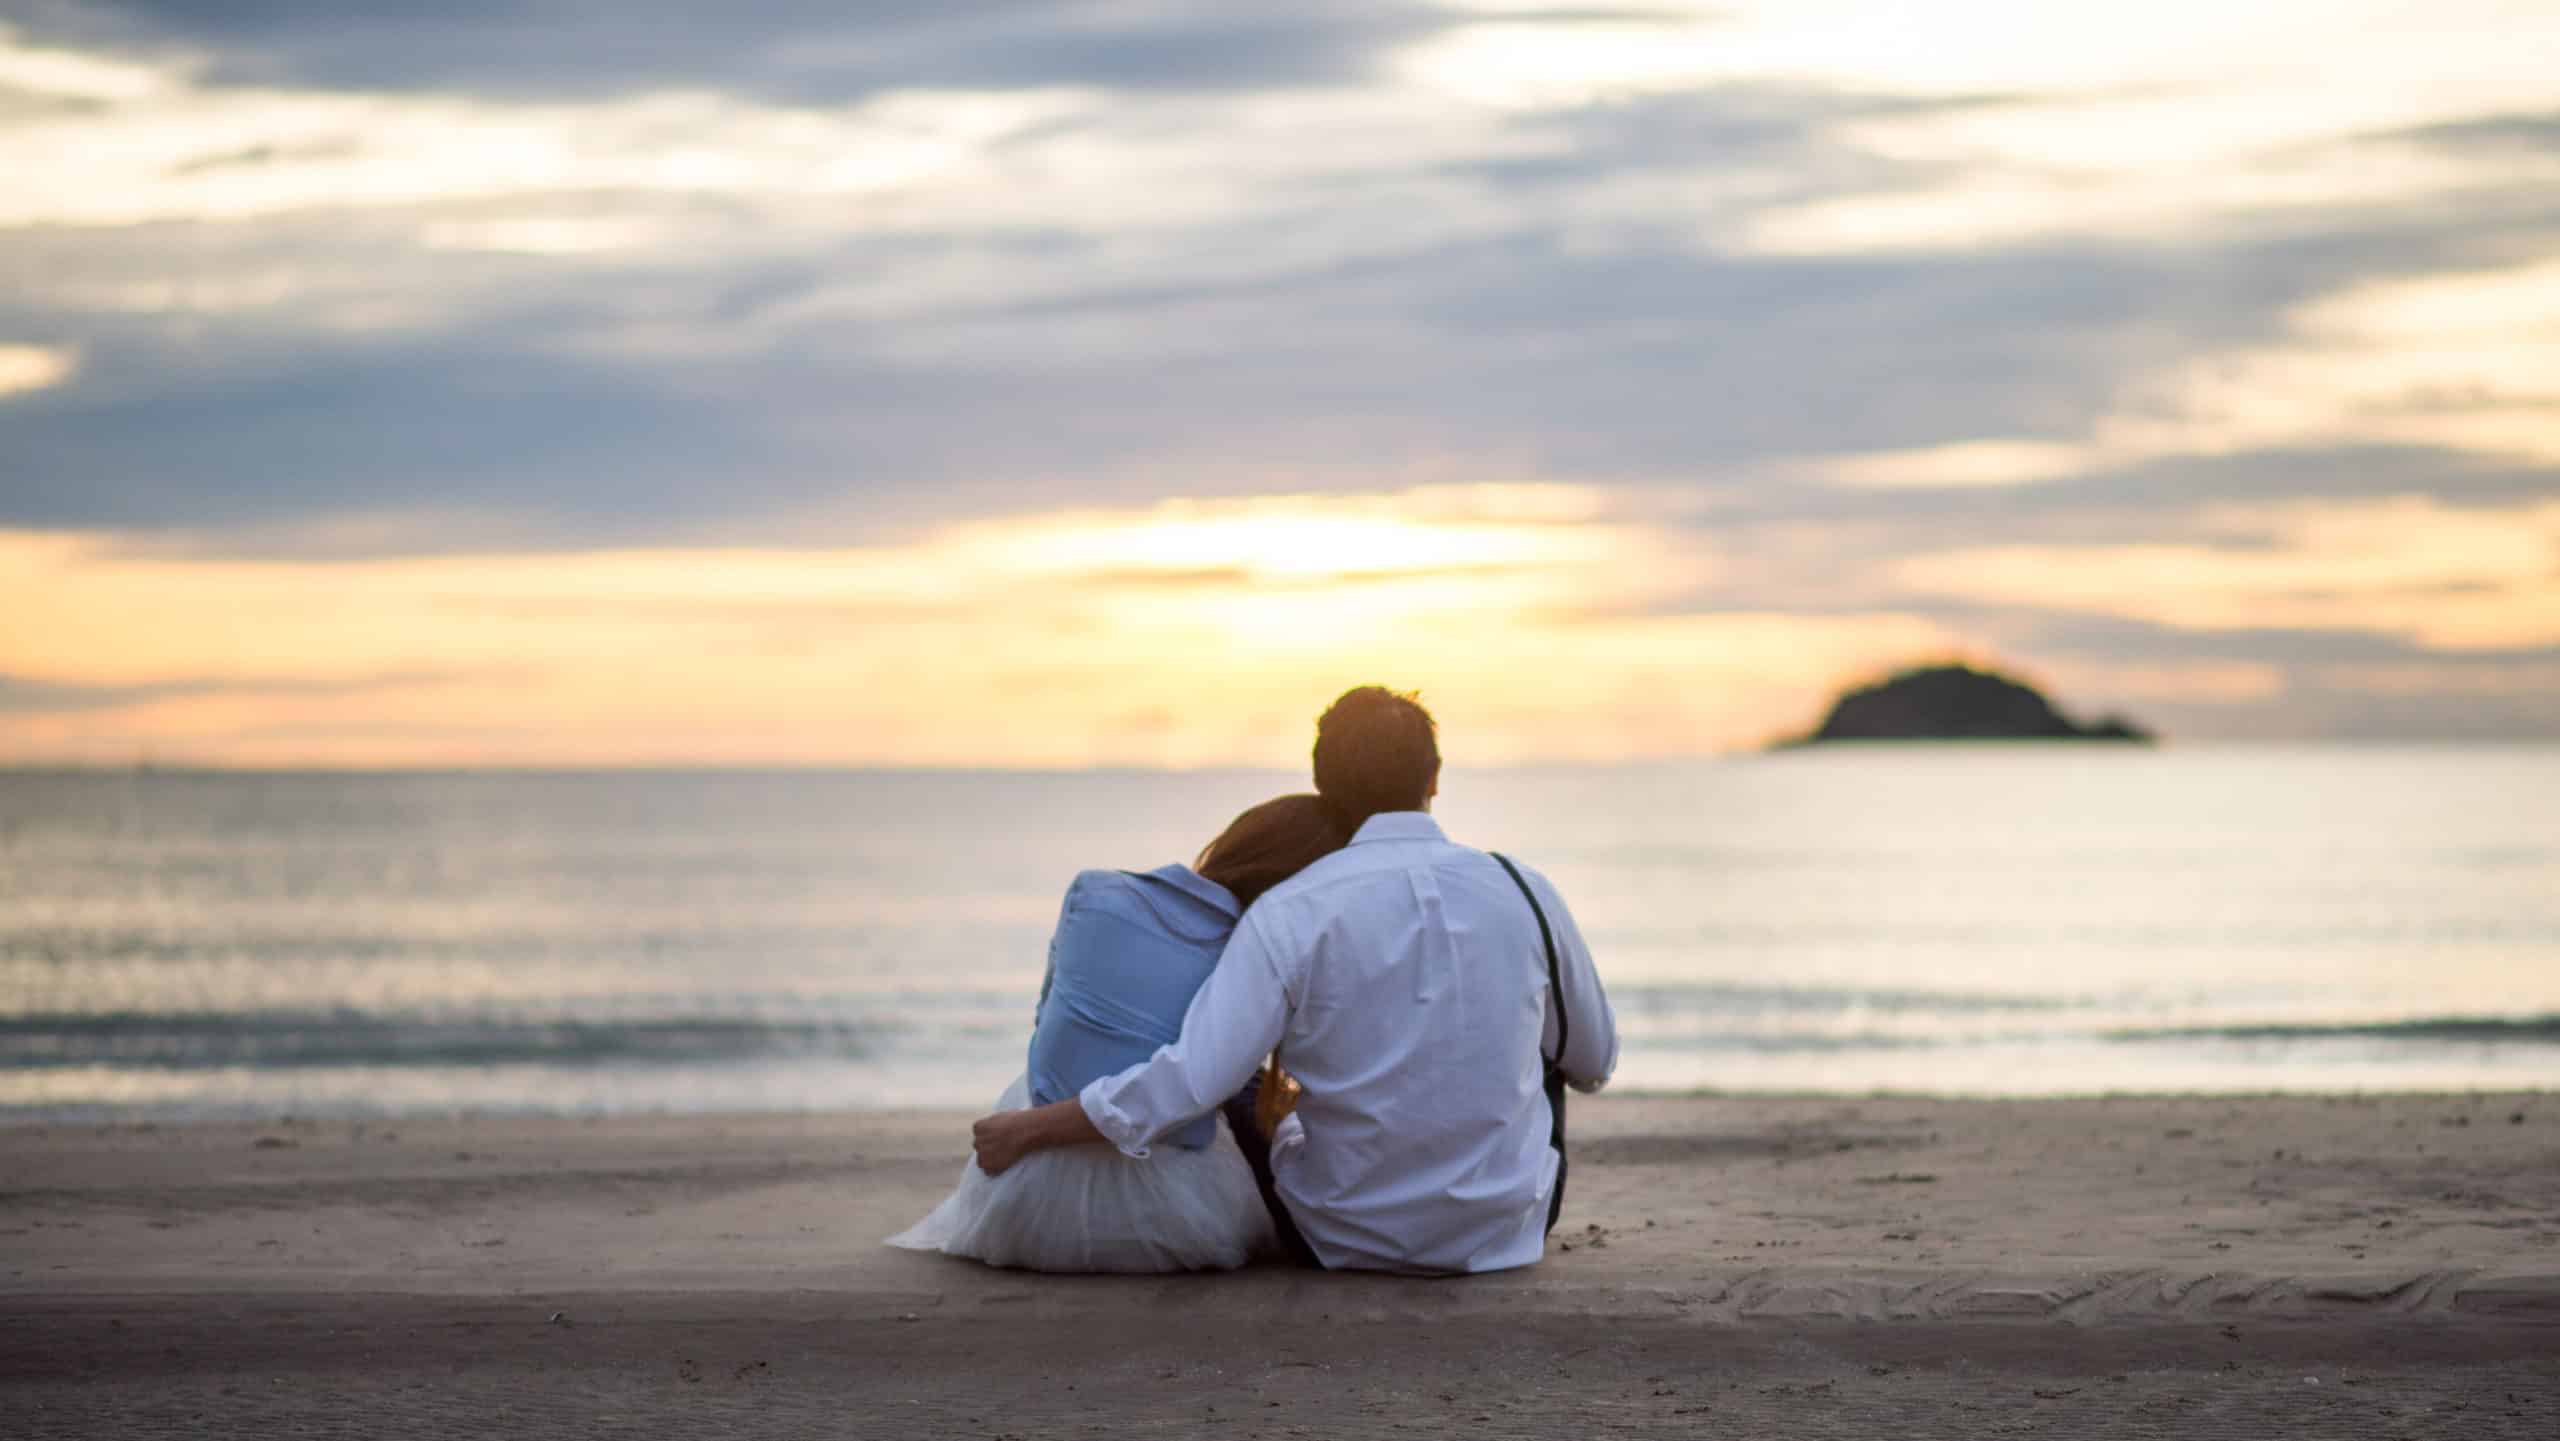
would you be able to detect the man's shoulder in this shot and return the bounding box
[1473,846,1555,889]
[1256,833,1503,913]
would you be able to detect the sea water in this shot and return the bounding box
[4,747,2556,1119]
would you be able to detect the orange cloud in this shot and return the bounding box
[1892,495,2560,653]
[0,488,1960,766]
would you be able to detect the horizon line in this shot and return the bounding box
[8,737,2560,777]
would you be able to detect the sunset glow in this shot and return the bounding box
[3,4,2555,763]
[0,488,1972,766]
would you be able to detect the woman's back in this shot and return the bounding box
[888,864,1263,1271]
[889,795,1347,1272]
[1026,866,1239,1150]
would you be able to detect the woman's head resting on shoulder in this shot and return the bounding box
[1194,794,1353,910]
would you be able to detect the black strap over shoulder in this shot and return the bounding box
[1491,852,1569,1233]
[1490,852,1568,1066]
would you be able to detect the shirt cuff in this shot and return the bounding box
[1077,1074,1154,1158]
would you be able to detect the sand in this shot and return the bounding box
[5,1092,2557,1436]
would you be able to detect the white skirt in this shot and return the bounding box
[886,1074,1275,1273]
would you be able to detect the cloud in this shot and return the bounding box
[1971,611,2559,671]
[7,476,2552,761]
[24,205,2553,555]
[0,334,813,540]
[1891,495,2560,654]
[1813,439,2099,491]
[7,13,2555,542]
[0,487,1961,764]
[5,6,2560,750]
[2380,108,2560,157]
[0,665,494,713]
[15,2,1465,103]
[2172,670,2560,742]
[0,342,76,396]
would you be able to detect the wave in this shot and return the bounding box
[1621,1001,2560,1055]
[0,1010,891,1070]
[1625,1013,2560,1053]
[1614,1015,2560,1056]
[1612,981,2074,1016]
[2107,1014,2560,1044]
[6,1007,2556,1076]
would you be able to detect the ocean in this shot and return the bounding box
[5,747,2557,1120]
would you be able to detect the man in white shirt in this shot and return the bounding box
[972,688,1618,1274]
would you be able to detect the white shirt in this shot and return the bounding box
[1079,812,1618,1274]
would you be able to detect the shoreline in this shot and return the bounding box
[11,1074,2558,1130]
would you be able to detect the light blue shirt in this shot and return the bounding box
[1027,864,1241,1150]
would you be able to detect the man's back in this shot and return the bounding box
[1080,811,1618,1274]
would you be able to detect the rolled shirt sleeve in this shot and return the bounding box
[1078,909,1291,1157]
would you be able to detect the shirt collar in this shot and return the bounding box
[1140,863,1243,917]
[1349,811,1446,846]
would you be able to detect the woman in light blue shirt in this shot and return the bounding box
[1026,864,1246,1153]
[889,794,1349,1271]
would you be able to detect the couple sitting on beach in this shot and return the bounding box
[890,687,1618,1275]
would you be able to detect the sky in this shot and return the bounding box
[1,1,2555,766]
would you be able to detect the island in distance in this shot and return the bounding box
[1781,663,2154,746]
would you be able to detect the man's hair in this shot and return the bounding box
[1311,686,1440,828]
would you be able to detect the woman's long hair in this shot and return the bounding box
[1194,794,1353,910]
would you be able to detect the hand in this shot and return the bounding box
[1253,1062,1302,1139]
[971,1109,1035,1176]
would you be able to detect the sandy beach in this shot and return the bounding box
[6,1092,2557,1437]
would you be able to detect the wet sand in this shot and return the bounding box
[6,1093,2558,1436]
